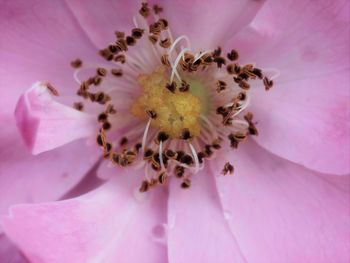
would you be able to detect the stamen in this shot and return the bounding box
[70,58,82,68]
[193,50,212,63]
[188,142,200,174]
[159,141,165,171]
[222,162,234,175]
[141,118,152,153]
[170,47,191,82]
[168,35,191,56]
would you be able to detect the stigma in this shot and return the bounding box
[68,2,276,191]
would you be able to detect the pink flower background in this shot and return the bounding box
[0,0,349,262]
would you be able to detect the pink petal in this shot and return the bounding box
[158,0,266,51]
[167,170,246,262]
[213,141,350,262]
[15,82,97,154]
[0,234,28,263]
[227,0,350,174]
[0,115,100,218]
[0,0,99,116]
[66,0,140,48]
[1,166,168,263]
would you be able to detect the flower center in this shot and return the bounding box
[68,2,276,191]
[131,67,203,138]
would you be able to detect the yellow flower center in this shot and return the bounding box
[131,67,202,138]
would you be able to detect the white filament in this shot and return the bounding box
[159,141,165,171]
[188,142,200,174]
[168,35,191,56]
[170,47,190,82]
[193,50,212,63]
[141,118,152,153]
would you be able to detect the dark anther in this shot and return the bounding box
[119,137,128,146]
[228,133,239,148]
[146,109,157,119]
[181,179,191,189]
[203,55,213,64]
[135,143,142,153]
[44,82,59,96]
[93,76,102,86]
[197,152,205,164]
[176,151,185,162]
[227,49,239,61]
[222,162,234,175]
[166,81,177,93]
[161,54,170,67]
[226,64,236,75]
[116,39,128,52]
[236,133,247,142]
[248,124,259,136]
[97,67,107,77]
[237,92,246,101]
[106,104,117,114]
[204,145,213,157]
[159,38,171,48]
[151,163,161,172]
[126,36,136,46]
[153,4,163,14]
[158,19,169,30]
[114,54,126,64]
[216,106,227,116]
[244,112,258,136]
[180,128,192,140]
[144,149,154,160]
[233,76,242,84]
[96,134,103,146]
[93,92,105,103]
[139,2,150,18]
[105,142,112,154]
[131,28,144,39]
[99,49,114,61]
[139,180,149,192]
[157,131,169,142]
[263,77,274,90]
[152,153,160,166]
[70,58,82,68]
[102,122,111,131]
[179,80,190,92]
[238,80,250,90]
[165,149,177,159]
[180,154,193,165]
[148,35,158,44]
[214,56,226,68]
[111,153,120,165]
[158,172,167,184]
[174,165,185,178]
[212,139,221,150]
[216,80,227,93]
[115,31,125,39]
[73,102,84,111]
[212,47,222,57]
[98,113,108,122]
[111,68,123,77]
[108,44,118,54]
[238,72,249,80]
[252,68,263,79]
[244,112,253,122]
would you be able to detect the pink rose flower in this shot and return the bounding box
[1,0,349,262]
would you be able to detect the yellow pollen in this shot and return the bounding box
[131,67,202,138]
